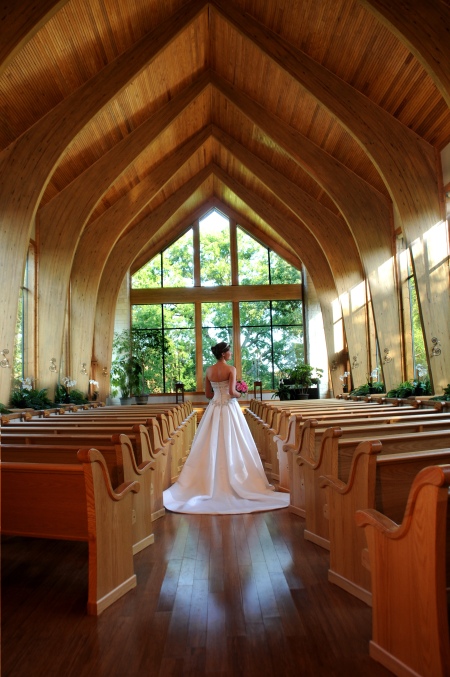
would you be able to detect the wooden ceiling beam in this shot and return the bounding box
[212,74,393,269]
[92,165,214,393]
[66,128,212,395]
[212,124,364,288]
[210,199,302,272]
[212,163,371,386]
[212,0,440,225]
[0,0,69,76]
[131,202,216,274]
[38,75,212,380]
[0,0,207,402]
[211,163,347,387]
[211,74,404,387]
[359,0,450,109]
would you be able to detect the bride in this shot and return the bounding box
[163,342,290,514]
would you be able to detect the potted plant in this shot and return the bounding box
[386,378,432,398]
[280,362,323,400]
[110,354,141,405]
[290,362,323,399]
[9,378,54,410]
[111,328,167,404]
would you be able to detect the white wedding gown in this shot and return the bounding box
[163,380,290,514]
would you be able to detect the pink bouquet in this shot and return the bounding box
[236,380,248,395]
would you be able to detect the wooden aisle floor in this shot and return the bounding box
[2,508,392,677]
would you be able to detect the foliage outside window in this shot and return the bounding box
[240,300,304,389]
[199,211,231,286]
[130,209,303,393]
[202,302,233,378]
[408,274,427,375]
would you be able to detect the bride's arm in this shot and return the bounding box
[228,366,241,398]
[205,373,214,399]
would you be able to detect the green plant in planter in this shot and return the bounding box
[289,362,323,393]
[110,355,141,399]
[276,362,323,399]
[430,383,450,401]
[272,381,291,401]
[10,378,53,410]
[0,402,10,414]
[387,378,432,398]
[111,328,168,398]
[350,380,385,396]
[54,377,89,405]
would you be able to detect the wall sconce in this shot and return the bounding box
[49,357,58,372]
[430,337,441,357]
[352,355,360,369]
[0,349,10,368]
[330,360,338,372]
[80,363,88,375]
[102,367,108,376]
[383,348,392,364]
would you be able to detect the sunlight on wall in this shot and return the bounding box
[333,318,344,353]
[332,297,344,353]
[423,220,449,270]
[350,280,366,312]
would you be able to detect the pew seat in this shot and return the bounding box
[1,449,139,615]
[320,442,450,604]
[356,464,450,677]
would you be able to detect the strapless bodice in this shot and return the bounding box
[210,380,232,405]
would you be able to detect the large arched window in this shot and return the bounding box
[130,209,303,392]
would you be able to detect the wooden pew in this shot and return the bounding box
[277,408,432,516]
[272,404,435,493]
[2,433,155,554]
[7,405,196,483]
[355,464,450,677]
[297,427,450,550]
[247,399,399,479]
[1,449,140,615]
[319,442,450,605]
[2,422,170,521]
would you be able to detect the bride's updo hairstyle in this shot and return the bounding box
[211,342,230,360]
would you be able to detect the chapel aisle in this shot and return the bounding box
[2,509,392,677]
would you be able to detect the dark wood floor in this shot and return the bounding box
[2,509,392,677]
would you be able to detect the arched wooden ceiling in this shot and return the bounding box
[1,0,450,399]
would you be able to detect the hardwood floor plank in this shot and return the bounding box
[187,579,209,647]
[2,509,393,676]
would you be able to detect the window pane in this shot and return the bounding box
[163,304,195,328]
[409,275,427,371]
[272,327,304,374]
[202,302,233,328]
[201,302,233,378]
[237,228,269,285]
[271,300,303,326]
[132,304,162,328]
[200,211,231,286]
[240,301,271,326]
[165,328,196,391]
[14,288,23,378]
[140,332,164,393]
[132,255,161,289]
[163,230,193,287]
[270,251,301,284]
[240,327,272,389]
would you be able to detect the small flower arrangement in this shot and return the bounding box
[236,380,248,396]
[55,377,88,405]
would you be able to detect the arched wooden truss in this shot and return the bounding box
[0,0,448,403]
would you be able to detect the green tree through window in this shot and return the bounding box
[131,209,303,393]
